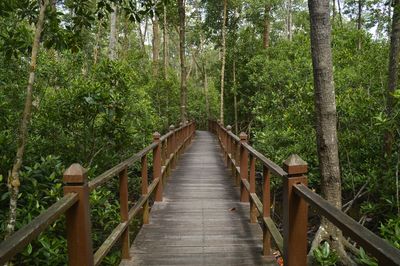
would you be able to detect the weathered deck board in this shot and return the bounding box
[120,131,276,266]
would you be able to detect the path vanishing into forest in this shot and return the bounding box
[120,131,276,266]
[1,122,400,266]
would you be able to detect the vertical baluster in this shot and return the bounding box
[240,132,249,202]
[153,132,162,202]
[262,165,271,256]
[142,155,149,224]
[249,155,257,223]
[119,166,130,259]
[234,140,241,186]
[169,125,176,169]
[226,125,232,167]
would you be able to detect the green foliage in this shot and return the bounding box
[356,247,378,266]
[380,218,400,249]
[313,242,338,266]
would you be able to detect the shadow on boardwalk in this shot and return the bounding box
[120,131,277,266]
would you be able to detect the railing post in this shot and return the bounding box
[153,132,163,202]
[63,164,94,266]
[283,154,308,266]
[240,132,249,202]
[262,165,271,256]
[226,125,232,167]
[170,125,176,169]
[249,154,257,223]
[232,139,239,186]
[141,155,149,224]
[119,166,130,259]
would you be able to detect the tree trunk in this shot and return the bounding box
[263,4,271,49]
[308,0,351,263]
[337,0,343,27]
[163,4,168,79]
[178,0,187,123]
[93,20,102,64]
[152,15,160,76]
[357,0,363,50]
[5,0,49,239]
[204,67,210,119]
[287,0,293,41]
[332,0,335,21]
[384,0,400,161]
[233,60,238,134]
[109,3,118,60]
[220,0,227,125]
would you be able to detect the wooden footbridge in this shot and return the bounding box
[1,121,400,266]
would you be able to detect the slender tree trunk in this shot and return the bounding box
[152,15,160,76]
[178,0,187,123]
[263,4,271,49]
[357,0,363,50]
[163,4,168,79]
[93,20,102,64]
[384,0,400,161]
[5,0,49,239]
[109,3,118,60]
[220,0,227,124]
[204,66,210,119]
[308,0,352,264]
[233,60,238,134]
[138,21,145,50]
[287,0,293,41]
[332,0,335,21]
[337,0,343,27]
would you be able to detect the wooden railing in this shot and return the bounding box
[209,120,400,266]
[0,122,196,266]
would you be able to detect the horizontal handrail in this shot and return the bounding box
[209,119,400,266]
[209,120,284,257]
[0,121,196,266]
[217,122,287,177]
[0,193,79,265]
[294,184,400,265]
[89,122,192,191]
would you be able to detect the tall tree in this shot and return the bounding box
[263,3,271,49]
[109,3,118,60]
[308,0,351,263]
[152,13,161,76]
[220,0,227,124]
[384,1,400,160]
[5,0,49,239]
[178,0,187,123]
[163,3,168,79]
[287,0,293,41]
[357,0,363,50]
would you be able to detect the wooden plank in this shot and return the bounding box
[0,193,78,265]
[121,131,276,266]
[294,184,400,265]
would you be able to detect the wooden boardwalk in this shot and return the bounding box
[121,131,276,266]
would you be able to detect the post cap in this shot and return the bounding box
[227,125,232,131]
[63,163,87,184]
[169,125,175,131]
[239,132,247,141]
[283,154,308,176]
[153,132,161,140]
